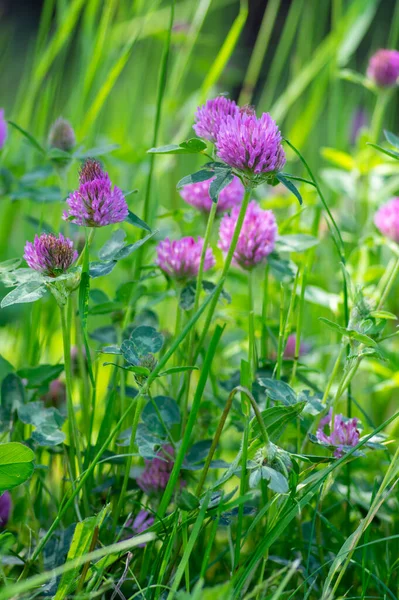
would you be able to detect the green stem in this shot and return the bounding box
[248,270,255,378]
[193,185,253,363]
[377,256,399,309]
[275,284,285,380]
[261,263,270,359]
[370,89,392,145]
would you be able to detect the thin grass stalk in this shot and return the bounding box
[261,263,270,359]
[238,0,281,106]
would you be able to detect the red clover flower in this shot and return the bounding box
[215,110,286,176]
[218,200,277,270]
[156,236,215,280]
[283,334,310,359]
[24,233,78,277]
[374,197,399,243]
[367,49,399,87]
[137,445,185,495]
[193,96,239,143]
[63,159,128,227]
[317,410,360,458]
[0,492,11,527]
[180,175,244,214]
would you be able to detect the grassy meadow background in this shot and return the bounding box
[1,0,399,598]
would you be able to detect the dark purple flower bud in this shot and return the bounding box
[0,109,7,150]
[367,49,399,87]
[48,117,76,152]
[283,334,310,359]
[0,492,11,527]
[156,236,215,280]
[63,160,128,227]
[350,108,368,145]
[374,197,399,243]
[137,445,185,495]
[24,233,78,277]
[215,111,286,176]
[180,176,244,214]
[218,201,277,270]
[193,96,239,143]
[317,410,360,458]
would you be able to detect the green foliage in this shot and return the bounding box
[0,442,35,492]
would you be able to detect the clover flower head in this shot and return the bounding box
[218,200,277,270]
[374,197,399,243]
[48,117,76,152]
[63,159,128,227]
[24,233,78,277]
[180,175,244,213]
[0,110,7,149]
[156,236,215,280]
[367,49,399,87]
[0,492,11,528]
[137,445,185,495]
[193,96,239,143]
[215,110,286,176]
[317,410,360,458]
[283,334,310,359]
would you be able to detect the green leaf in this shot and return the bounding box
[18,401,66,447]
[384,130,399,149]
[276,234,319,253]
[370,310,397,320]
[8,121,45,154]
[267,253,296,282]
[141,395,180,435]
[0,258,22,273]
[0,374,25,430]
[120,340,140,365]
[89,261,116,278]
[209,170,234,202]
[0,442,35,492]
[113,231,157,260]
[177,169,215,189]
[250,402,306,442]
[275,173,303,204]
[1,282,47,308]
[17,364,64,389]
[257,378,297,405]
[98,230,126,261]
[177,489,200,511]
[55,506,109,599]
[319,317,377,347]
[79,252,95,386]
[130,326,164,355]
[158,366,198,376]
[260,466,289,493]
[148,138,207,154]
[179,282,196,310]
[367,143,399,160]
[125,210,151,232]
[0,356,15,382]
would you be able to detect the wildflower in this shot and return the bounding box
[0,109,7,149]
[367,49,399,87]
[193,96,239,143]
[180,176,244,214]
[374,198,399,243]
[0,492,11,527]
[218,200,277,269]
[283,334,310,359]
[137,445,185,495]
[48,117,76,152]
[132,510,154,535]
[317,410,360,458]
[63,159,128,227]
[215,110,286,176]
[24,233,78,277]
[156,236,215,280]
[42,379,67,408]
